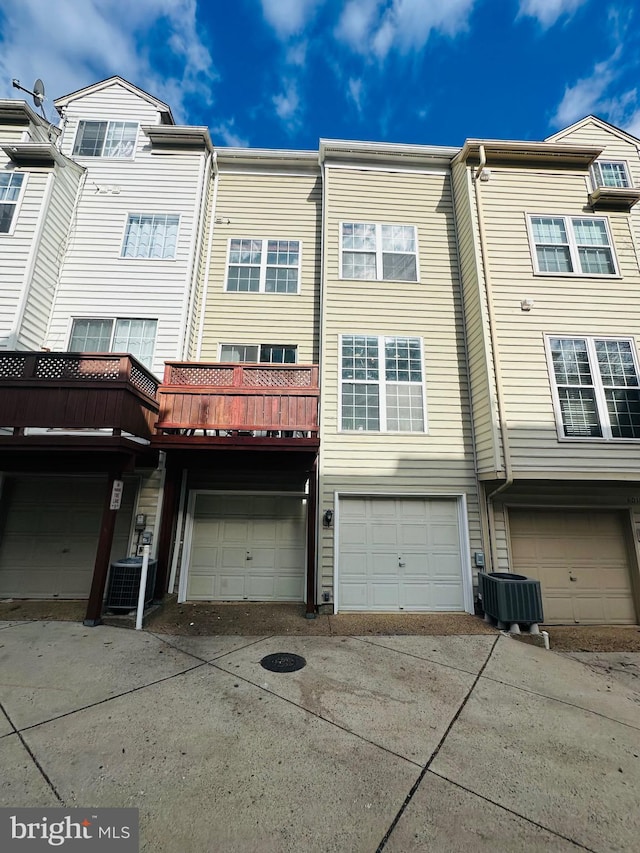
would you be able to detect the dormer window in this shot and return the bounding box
[73,121,138,158]
[590,160,631,189]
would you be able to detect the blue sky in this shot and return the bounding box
[1,0,639,149]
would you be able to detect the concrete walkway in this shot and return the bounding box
[1,621,639,852]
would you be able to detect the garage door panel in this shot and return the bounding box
[187,494,306,601]
[0,476,134,599]
[338,497,465,612]
[509,510,636,625]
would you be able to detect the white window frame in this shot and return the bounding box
[224,238,302,294]
[218,343,298,363]
[339,222,419,282]
[0,171,27,236]
[590,159,632,189]
[72,119,139,159]
[121,213,180,260]
[545,334,640,442]
[68,317,158,367]
[527,214,619,277]
[338,334,427,433]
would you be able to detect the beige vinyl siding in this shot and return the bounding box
[318,165,481,595]
[134,467,164,556]
[550,121,640,189]
[0,126,28,144]
[45,85,208,377]
[186,167,214,359]
[451,160,501,476]
[476,163,640,476]
[17,163,84,349]
[198,171,321,364]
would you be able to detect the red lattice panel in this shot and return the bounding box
[241,368,312,388]
[168,366,235,386]
[34,356,120,381]
[130,364,158,398]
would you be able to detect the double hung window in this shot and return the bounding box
[529,216,616,275]
[340,335,425,432]
[548,336,640,439]
[69,318,157,367]
[340,223,418,281]
[0,173,25,233]
[226,239,300,293]
[73,121,138,158]
[122,214,179,259]
[219,344,297,363]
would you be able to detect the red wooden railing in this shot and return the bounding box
[156,362,319,437]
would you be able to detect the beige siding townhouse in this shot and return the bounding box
[452,124,640,625]
[318,141,482,613]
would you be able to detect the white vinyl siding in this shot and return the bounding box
[340,335,425,432]
[122,214,179,259]
[0,172,25,234]
[73,120,138,158]
[528,215,617,276]
[225,238,300,293]
[548,336,640,440]
[69,318,157,366]
[340,222,418,281]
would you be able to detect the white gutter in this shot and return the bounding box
[195,150,218,359]
[473,144,514,572]
[178,147,210,359]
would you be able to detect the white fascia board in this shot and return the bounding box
[319,138,459,167]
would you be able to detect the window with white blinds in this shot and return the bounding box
[548,336,640,439]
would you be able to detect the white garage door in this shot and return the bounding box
[509,510,637,625]
[0,476,135,599]
[338,497,465,611]
[186,494,306,601]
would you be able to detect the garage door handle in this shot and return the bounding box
[569,576,577,582]
[246,552,252,560]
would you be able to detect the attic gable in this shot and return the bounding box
[546,115,640,147]
[53,76,174,124]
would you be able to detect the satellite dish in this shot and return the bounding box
[33,79,45,108]
[11,77,48,121]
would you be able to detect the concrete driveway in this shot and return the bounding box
[0,621,639,852]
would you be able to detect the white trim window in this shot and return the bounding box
[69,318,157,367]
[73,120,138,158]
[340,335,425,432]
[340,223,418,281]
[226,239,300,293]
[528,215,617,276]
[548,336,640,439]
[591,160,631,189]
[0,172,25,233]
[220,343,297,363]
[122,214,179,259]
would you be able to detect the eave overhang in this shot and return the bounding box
[1,142,76,168]
[455,139,604,169]
[320,138,459,169]
[142,124,214,153]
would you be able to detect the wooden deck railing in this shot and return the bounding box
[0,352,159,439]
[156,362,319,437]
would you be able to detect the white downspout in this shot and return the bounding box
[177,148,210,360]
[473,144,513,572]
[195,150,218,359]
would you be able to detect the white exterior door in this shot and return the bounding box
[338,497,465,611]
[0,476,135,599]
[186,494,306,601]
[509,510,637,625]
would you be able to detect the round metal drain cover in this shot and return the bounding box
[260,652,306,673]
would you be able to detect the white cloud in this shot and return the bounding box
[518,0,587,29]
[337,0,476,60]
[347,77,364,113]
[260,0,324,40]
[212,119,249,148]
[272,79,302,131]
[552,48,620,126]
[0,0,217,122]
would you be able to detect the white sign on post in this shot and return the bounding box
[110,479,124,510]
